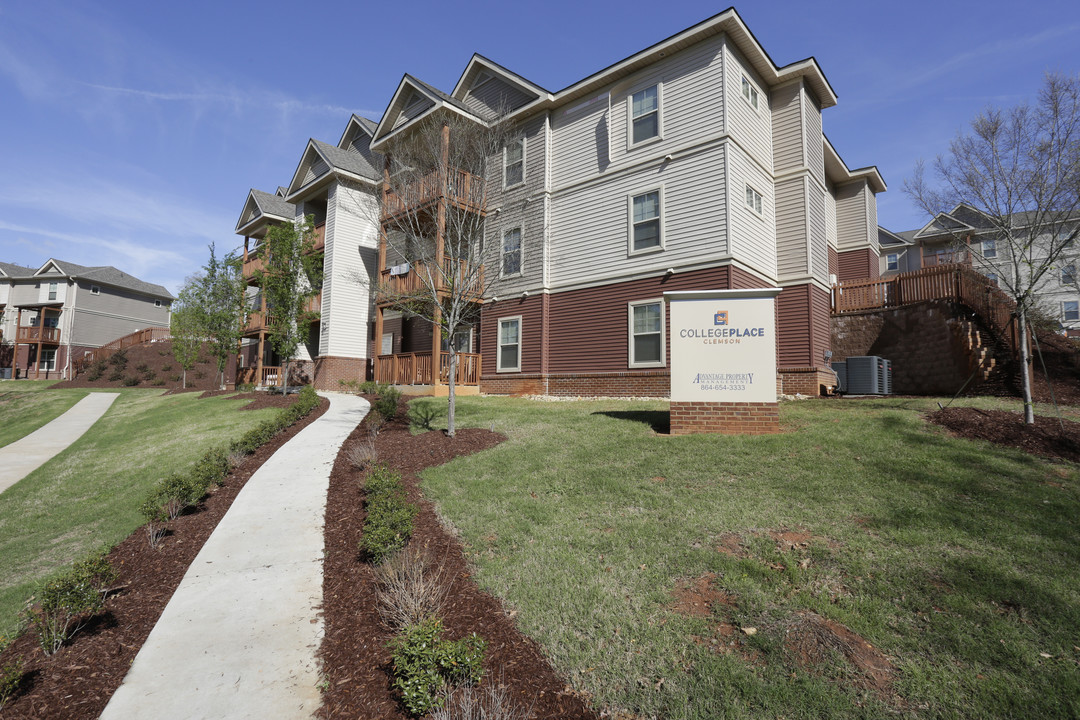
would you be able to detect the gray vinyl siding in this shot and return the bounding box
[771,82,803,173]
[775,176,807,279]
[808,183,829,282]
[322,182,379,359]
[835,182,870,251]
[488,114,547,296]
[803,89,824,186]
[825,184,838,249]
[68,281,169,347]
[464,77,534,119]
[550,34,725,191]
[303,156,331,187]
[866,190,879,254]
[393,96,435,130]
[548,143,727,289]
[727,145,777,281]
[723,41,773,176]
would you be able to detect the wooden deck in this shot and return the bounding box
[381,168,485,221]
[16,326,61,343]
[834,264,1020,353]
[374,351,480,386]
[378,257,483,304]
[72,326,170,374]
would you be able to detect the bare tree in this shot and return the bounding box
[362,113,515,437]
[906,72,1080,423]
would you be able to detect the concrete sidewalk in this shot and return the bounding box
[100,392,369,720]
[0,391,119,494]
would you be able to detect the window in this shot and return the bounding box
[48,282,57,301]
[40,348,56,371]
[90,285,100,295]
[630,190,662,253]
[886,254,899,271]
[154,299,162,308]
[741,76,759,110]
[501,227,522,276]
[630,85,659,145]
[1063,264,1077,285]
[497,317,521,372]
[745,185,763,215]
[629,299,665,367]
[503,138,524,187]
[986,272,998,286]
[441,328,473,353]
[981,238,997,258]
[1064,301,1080,322]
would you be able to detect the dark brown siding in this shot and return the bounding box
[481,295,544,375]
[810,284,832,367]
[828,246,839,279]
[777,285,811,367]
[836,248,878,283]
[402,316,432,354]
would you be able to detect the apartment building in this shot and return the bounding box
[880,203,1080,333]
[0,259,172,379]
[236,8,885,395]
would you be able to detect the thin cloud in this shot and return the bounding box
[80,82,369,119]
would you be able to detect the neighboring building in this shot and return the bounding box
[879,203,1080,333]
[0,259,173,379]
[236,8,886,395]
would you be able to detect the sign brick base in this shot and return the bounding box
[669,401,780,436]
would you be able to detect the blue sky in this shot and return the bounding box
[1,0,1077,293]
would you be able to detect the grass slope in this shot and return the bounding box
[0,384,86,450]
[418,396,1080,720]
[0,389,282,638]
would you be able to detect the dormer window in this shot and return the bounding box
[503,138,524,188]
[631,85,660,145]
[741,76,760,110]
[91,285,100,295]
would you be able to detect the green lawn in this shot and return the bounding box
[417,395,1080,720]
[0,384,86,449]
[0,389,283,638]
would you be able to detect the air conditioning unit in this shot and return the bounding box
[845,356,891,395]
[830,361,848,393]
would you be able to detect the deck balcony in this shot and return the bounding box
[381,169,486,221]
[374,351,481,387]
[16,325,61,344]
[377,257,484,306]
[242,223,325,281]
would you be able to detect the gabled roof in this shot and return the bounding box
[878,226,912,247]
[25,258,172,298]
[36,259,66,275]
[286,138,381,199]
[823,136,887,193]
[370,74,488,150]
[451,53,551,102]
[913,211,975,239]
[337,113,380,149]
[0,261,35,277]
[235,188,297,235]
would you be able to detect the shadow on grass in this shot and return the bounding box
[593,410,670,434]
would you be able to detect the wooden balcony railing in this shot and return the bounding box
[73,326,170,374]
[16,326,61,343]
[382,168,486,220]
[243,310,276,334]
[375,352,481,386]
[833,263,1021,353]
[242,223,325,280]
[378,257,484,303]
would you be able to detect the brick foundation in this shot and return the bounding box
[669,401,780,435]
[312,356,369,391]
[481,370,671,397]
[777,367,837,396]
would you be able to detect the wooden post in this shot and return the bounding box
[13,307,22,379]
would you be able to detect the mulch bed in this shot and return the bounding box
[0,396,329,719]
[49,340,223,393]
[929,406,1080,463]
[318,396,598,719]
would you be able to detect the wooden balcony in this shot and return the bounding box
[378,257,484,305]
[382,168,486,221]
[237,366,284,387]
[16,325,60,344]
[242,223,325,282]
[243,311,276,334]
[375,352,480,386]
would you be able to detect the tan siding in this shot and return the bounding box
[834,182,869,251]
[775,176,807,279]
[727,145,776,280]
[808,183,829,283]
[802,89,824,186]
[69,281,170,347]
[549,143,727,289]
[866,190,880,254]
[825,183,838,250]
[771,82,803,173]
[323,182,379,359]
[723,41,773,175]
[488,114,547,296]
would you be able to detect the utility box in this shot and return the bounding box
[0,368,10,379]
[830,361,848,393]
[845,356,892,395]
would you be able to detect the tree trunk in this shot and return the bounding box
[447,349,457,438]
[182,368,187,389]
[281,359,289,396]
[1018,306,1035,424]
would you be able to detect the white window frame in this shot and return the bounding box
[628,299,665,368]
[90,285,100,295]
[740,75,760,111]
[886,253,899,271]
[496,316,522,373]
[48,282,57,301]
[40,348,57,371]
[981,238,997,258]
[154,299,162,308]
[1063,264,1077,285]
[627,187,664,256]
[501,226,523,278]
[1064,300,1080,322]
[628,82,662,149]
[503,137,525,189]
[745,184,763,216]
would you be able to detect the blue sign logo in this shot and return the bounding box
[714,310,729,326]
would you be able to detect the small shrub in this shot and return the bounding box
[0,657,23,711]
[366,408,386,437]
[432,681,532,720]
[143,370,156,381]
[169,373,182,382]
[376,386,402,421]
[136,362,150,373]
[122,375,141,387]
[108,350,127,367]
[237,383,256,392]
[152,378,165,386]
[157,348,169,356]
[359,380,389,394]
[339,378,362,393]
[108,370,124,382]
[388,617,485,716]
[374,547,449,631]
[193,446,231,488]
[86,360,105,382]
[360,466,417,563]
[141,498,167,549]
[152,473,204,520]
[160,363,173,372]
[194,369,206,380]
[23,550,116,655]
[347,437,378,471]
